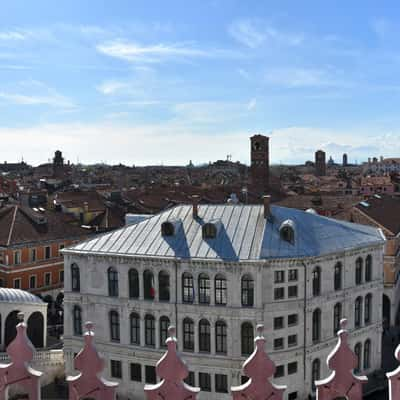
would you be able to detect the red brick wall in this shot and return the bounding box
[0,239,81,293]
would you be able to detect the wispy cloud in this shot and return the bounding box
[0,80,75,109]
[228,19,304,48]
[96,40,239,63]
[264,67,344,88]
[96,80,128,95]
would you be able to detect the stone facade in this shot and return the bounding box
[63,243,384,400]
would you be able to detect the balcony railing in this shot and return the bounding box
[1,313,400,400]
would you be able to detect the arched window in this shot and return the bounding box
[183,318,194,351]
[108,267,118,297]
[364,339,371,370]
[241,322,254,356]
[312,309,321,343]
[241,275,254,307]
[215,320,227,354]
[143,270,155,300]
[355,297,362,328]
[145,314,155,346]
[365,255,372,282]
[334,262,342,291]
[355,257,363,285]
[73,305,82,336]
[199,319,210,352]
[159,316,170,348]
[365,293,372,324]
[312,267,321,296]
[354,342,362,373]
[280,221,295,244]
[159,271,170,302]
[130,313,140,345]
[182,273,194,303]
[333,303,342,334]
[109,310,120,342]
[215,274,227,305]
[128,269,139,299]
[71,263,80,292]
[311,359,320,392]
[198,274,210,304]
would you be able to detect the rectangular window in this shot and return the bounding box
[274,287,284,300]
[30,248,36,262]
[274,338,284,350]
[288,269,298,281]
[288,334,297,347]
[145,366,156,384]
[130,363,141,382]
[45,246,51,259]
[110,360,122,379]
[29,275,36,289]
[45,272,51,286]
[288,314,298,326]
[288,362,298,375]
[14,251,21,265]
[59,270,64,283]
[274,365,284,378]
[288,286,298,298]
[215,374,228,393]
[184,371,195,387]
[274,317,284,330]
[274,270,285,283]
[13,278,21,289]
[199,372,211,392]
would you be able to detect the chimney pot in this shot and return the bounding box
[192,195,200,218]
[263,195,271,218]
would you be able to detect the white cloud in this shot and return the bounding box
[228,20,266,48]
[96,80,128,95]
[0,81,75,108]
[0,120,394,166]
[0,31,28,40]
[96,40,239,63]
[228,19,304,48]
[264,67,343,88]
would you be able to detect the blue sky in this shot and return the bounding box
[0,0,399,165]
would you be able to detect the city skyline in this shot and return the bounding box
[1,1,400,165]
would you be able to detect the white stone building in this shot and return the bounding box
[63,200,385,400]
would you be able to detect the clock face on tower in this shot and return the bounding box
[253,141,262,151]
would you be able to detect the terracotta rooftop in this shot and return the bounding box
[353,195,400,235]
[0,205,91,247]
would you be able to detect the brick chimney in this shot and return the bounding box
[263,195,271,218]
[192,195,200,218]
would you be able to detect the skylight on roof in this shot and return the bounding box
[359,201,370,207]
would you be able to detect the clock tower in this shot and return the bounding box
[250,134,269,195]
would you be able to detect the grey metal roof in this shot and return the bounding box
[0,288,44,304]
[66,204,385,261]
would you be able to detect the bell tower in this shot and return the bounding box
[250,134,269,195]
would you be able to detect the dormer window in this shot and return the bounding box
[161,219,181,237]
[279,220,295,244]
[202,219,222,239]
[161,221,175,236]
[203,223,217,239]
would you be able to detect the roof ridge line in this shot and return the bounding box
[6,205,18,246]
